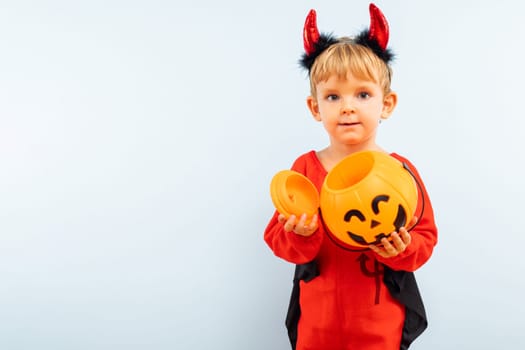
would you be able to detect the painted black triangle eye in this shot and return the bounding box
[344,209,365,222]
[372,194,389,214]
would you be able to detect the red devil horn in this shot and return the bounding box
[303,9,320,55]
[368,3,389,50]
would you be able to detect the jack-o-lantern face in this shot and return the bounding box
[343,194,407,246]
[319,150,418,249]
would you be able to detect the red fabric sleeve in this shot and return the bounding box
[375,154,438,271]
[264,211,323,264]
[264,153,325,264]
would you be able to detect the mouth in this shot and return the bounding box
[339,122,360,126]
[347,231,390,245]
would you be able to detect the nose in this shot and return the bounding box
[340,98,355,114]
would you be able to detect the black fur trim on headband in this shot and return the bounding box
[299,31,394,72]
[299,33,338,71]
[354,29,394,64]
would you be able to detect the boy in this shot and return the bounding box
[264,4,438,350]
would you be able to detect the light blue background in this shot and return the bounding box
[0,0,524,349]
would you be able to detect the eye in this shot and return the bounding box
[357,91,371,99]
[326,94,339,101]
[371,195,389,214]
[344,209,365,223]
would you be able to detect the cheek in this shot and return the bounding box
[318,103,335,116]
[364,103,383,116]
[319,112,338,127]
[362,108,383,126]
[360,118,381,135]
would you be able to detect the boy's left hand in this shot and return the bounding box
[369,228,411,258]
[368,216,417,258]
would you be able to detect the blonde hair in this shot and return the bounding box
[309,38,393,97]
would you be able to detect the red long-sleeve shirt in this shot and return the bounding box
[264,151,438,350]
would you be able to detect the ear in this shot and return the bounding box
[306,95,322,121]
[381,91,397,121]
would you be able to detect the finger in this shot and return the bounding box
[307,214,319,230]
[277,214,287,224]
[369,244,388,258]
[293,214,308,235]
[381,236,398,256]
[283,215,297,232]
[368,244,382,254]
[296,213,308,228]
[292,214,318,237]
[399,227,412,245]
[390,232,406,253]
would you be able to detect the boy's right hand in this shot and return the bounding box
[278,213,318,237]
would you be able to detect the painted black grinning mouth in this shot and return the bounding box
[347,231,390,245]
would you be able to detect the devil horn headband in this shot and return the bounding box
[300,3,394,71]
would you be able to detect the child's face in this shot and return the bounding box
[307,72,396,150]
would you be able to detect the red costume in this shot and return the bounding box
[264,151,438,350]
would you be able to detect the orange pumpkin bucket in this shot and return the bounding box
[270,170,320,224]
[320,150,418,248]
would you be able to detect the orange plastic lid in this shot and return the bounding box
[270,170,320,222]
